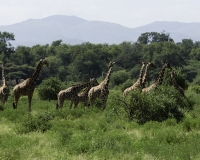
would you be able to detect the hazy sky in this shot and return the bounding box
[0,0,199,28]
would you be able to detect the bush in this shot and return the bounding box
[110,70,130,87]
[117,86,192,124]
[189,85,200,94]
[37,77,63,100]
[20,112,54,133]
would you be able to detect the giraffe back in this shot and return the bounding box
[57,78,99,108]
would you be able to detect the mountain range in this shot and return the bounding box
[0,15,200,47]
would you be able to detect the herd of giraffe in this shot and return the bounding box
[0,58,185,112]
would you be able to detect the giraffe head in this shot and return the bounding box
[89,78,99,87]
[40,58,49,66]
[147,61,156,69]
[142,61,146,64]
[170,70,176,78]
[108,61,115,68]
[163,62,172,70]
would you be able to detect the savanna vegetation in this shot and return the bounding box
[0,31,200,159]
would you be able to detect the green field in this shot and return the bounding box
[0,88,200,160]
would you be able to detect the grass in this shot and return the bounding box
[0,89,200,159]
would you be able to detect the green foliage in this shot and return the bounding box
[190,47,200,60]
[37,77,63,100]
[188,85,200,94]
[0,31,15,63]
[121,79,134,91]
[137,31,174,44]
[0,88,200,159]
[118,86,192,124]
[110,70,130,86]
[2,31,200,159]
[19,112,53,133]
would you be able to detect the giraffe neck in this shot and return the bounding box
[138,62,146,85]
[171,72,180,89]
[171,73,176,86]
[31,61,44,82]
[1,64,6,86]
[155,65,167,85]
[170,71,184,96]
[79,86,90,96]
[74,81,91,92]
[142,63,151,85]
[101,66,113,88]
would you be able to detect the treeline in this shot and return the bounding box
[1,31,200,87]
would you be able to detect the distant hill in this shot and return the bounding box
[0,15,200,47]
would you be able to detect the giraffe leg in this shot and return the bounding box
[69,100,73,109]
[28,94,33,112]
[89,98,94,107]
[57,96,64,109]
[74,100,79,108]
[13,94,20,109]
[101,95,108,110]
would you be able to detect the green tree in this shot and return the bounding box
[115,42,143,70]
[37,77,63,101]
[180,39,193,59]
[11,46,33,65]
[190,47,200,60]
[137,31,174,44]
[110,70,130,86]
[0,31,15,63]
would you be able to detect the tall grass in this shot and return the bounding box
[0,88,200,159]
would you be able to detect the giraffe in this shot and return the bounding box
[170,70,185,96]
[74,79,99,109]
[0,64,10,105]
[142,62,172,93]
[88,61,115,109]
[142,61,156,88]
[123,61,146,98]
[170,70,193,108]
[56,78,99,109]
[13,58,48,112]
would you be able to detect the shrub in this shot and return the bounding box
[188,85,200,94]
[19,112,54,133]
[37,77,63,100]
[117,86,192,124]
[110,70,130,87]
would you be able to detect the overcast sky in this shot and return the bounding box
[0,0,199,28]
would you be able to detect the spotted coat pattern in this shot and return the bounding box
[142,62,172,93]
[13,58,48,112]
[88,61,115,109]
[123,61,146,97]
[0,64,10,105]
[57,78,99,109]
